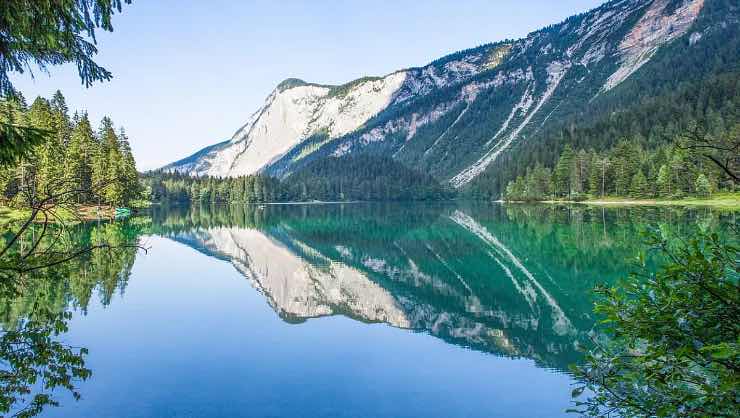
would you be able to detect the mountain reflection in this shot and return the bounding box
[150,203,732,371]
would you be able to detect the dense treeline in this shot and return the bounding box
[495,70,740,200]
[468,0,740,199]
[476,70,740,199]
[0,91,140,207]
[503,134,736,201]
[283,154,451,201]
[144,171,281,203]
[145,155,451,203]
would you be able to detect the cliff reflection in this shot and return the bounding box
[150,203,733,371]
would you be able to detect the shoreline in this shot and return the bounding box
[0,204,126,225]
[505,193,740,209]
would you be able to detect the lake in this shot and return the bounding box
[10,202,735,418]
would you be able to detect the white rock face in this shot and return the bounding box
[169,74,407,177]
[165,0,707,187]
[603,0,705,91]
[165,45,508,177]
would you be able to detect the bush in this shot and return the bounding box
[570,230,739,417]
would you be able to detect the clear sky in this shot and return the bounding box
[11,0,605,170]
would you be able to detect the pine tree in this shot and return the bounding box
[630,170,649,199]
[588,156,603,197]
[573,149,589,195]
[27,97,58,197]
[189,182,200,202]
[505,175,526,200]
[656,164,671,198]
[612,141,639,196]
[92,117,126,205]
[117,127,139,204]
[50,90,71,146]
[694,173,711,197]
[252,177,263,202]
[65,113,96,202]
[553,144,575,197]
[669,150,689,197]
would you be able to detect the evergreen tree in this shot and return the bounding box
[27,97,58,196]
[500,136,728,201]
[573,149,589,195]
[612,141,639,196]
[1,94,141,207]
[85,117,124,205]
[117,127,139,203]
[629,170,649,199]
[669,151,688,197]
[553,144,575,197]
[656,164,671,198]
[50,90,71,147]
[694,173,711,197]
[64,114,96,202]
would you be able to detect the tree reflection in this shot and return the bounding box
[0,219,146,417]
[151,202,735,372]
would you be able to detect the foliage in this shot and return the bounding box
[283,154,452,201]
[0,0,130,97]
[0,92,142,417]
[0,311,90,418]
[0,0,130,164]
[0,2,136,416]
[143,171,282,204]
[147,155,452,204]
[694,174,711,198]
[570,230,739,417]
[469,5,740,199]
[502,131,735,202]
[0,91,141,207]
[678,123,740,183]
[0,95,48,167]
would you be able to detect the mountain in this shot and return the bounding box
[163,0,737,195]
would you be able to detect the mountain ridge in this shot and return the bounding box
[163,0,733,194]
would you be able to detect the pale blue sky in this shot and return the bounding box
[11,0,605,170]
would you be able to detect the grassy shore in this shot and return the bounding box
[0,204,125,226]
[0,206,30,225]
[539,192,740,209]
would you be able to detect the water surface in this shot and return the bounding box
[16,202,734,418]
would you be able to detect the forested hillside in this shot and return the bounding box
[144,155,449,203]
[500,70,739,201]
[503,134,736,201]
[165,0,739,202]
[470,0,739,198]
[144,172,281,204]
[0,91,141,207]
[282,155,451,201]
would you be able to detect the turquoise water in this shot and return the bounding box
[18,202,734,417]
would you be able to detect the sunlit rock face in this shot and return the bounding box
[603,0,706,91]
[163,75,406,178]
[163,0,718,187]
[161,207,596,370]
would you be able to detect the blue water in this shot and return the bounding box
[33,202,734,417]
[46,235,573,418]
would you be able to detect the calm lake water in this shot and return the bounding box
[17,202,735,418]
